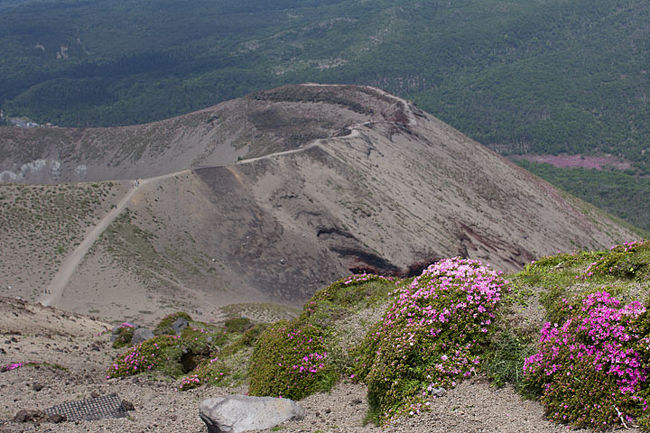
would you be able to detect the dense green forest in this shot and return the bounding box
[0,0,648,229]
[515,160,650,233]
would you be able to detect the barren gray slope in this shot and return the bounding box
[0,84,637,318]
[0,85,391,183]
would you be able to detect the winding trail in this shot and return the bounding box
[302,83,417,126]
[40,170,188,307]
[236,84,417,165]
[40,83,416,307]
[236,140,324,165]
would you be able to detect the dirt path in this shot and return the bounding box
[40,170,189,307]
[236,84,417,166]
[40,84,416,307]
[236,140,324,165]
[302,83,417,126]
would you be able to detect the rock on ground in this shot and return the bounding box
[199,395,305,433]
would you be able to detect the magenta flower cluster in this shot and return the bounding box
[611,241,643,252]
[362,257,508,422]
[107,335,179,378]
[179,374,200,390]
[578,240,649,280]
[291,351,327,374]
[1,362,26,372]
[284,328,329,378]
[108,346,156,378]
[178,355,227,391]
[524,291,649,430]
[1,361,44,372]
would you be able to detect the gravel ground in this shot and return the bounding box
[0,297,641,433]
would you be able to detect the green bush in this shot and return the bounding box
[108,325,218,379]
[523,292,649,431]
[178,354,230,391]
[153,311,192,336]
[224,317,254,333]
[308,274,395,309]
[299,274,395,329]
[111,325,135,349]
[108,335,183,378]
[220,323,268,357]
[349,321,382,383]
[355,258,509,424]
[582,241,650,280]
[248,321,336,400]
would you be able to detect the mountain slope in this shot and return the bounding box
[0,84,637,321]
[1,0,647,231]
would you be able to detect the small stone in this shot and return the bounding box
[91,391,100,398]
[324,408,331,414]
[49,414,66,423]
[13,409,49,423]
[430,387,446,398]
[10,337,18,342]
[170,414,178,421]
[351,398,362,405]
[172,317,189,335]
[32,383,44,392]
[122,400,135,411]
[131,327,155,344]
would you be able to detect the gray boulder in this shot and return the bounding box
[131,327,155,344]
[199,395,305,433]
[172,317,189,335]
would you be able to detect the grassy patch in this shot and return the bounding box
[247,274,396,400]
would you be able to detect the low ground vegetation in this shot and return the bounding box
[106,240,649,431]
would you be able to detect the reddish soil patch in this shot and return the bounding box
[511,154,632,170]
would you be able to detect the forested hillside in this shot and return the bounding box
[515,160,650,233]
[0,0,648,227]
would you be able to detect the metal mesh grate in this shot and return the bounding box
[44,393,128,421]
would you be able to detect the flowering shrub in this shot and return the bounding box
[580,240,649,280]
[524,291,649,430]
[107,326,217,379]
[179,326,220,355]
[178,355,229,391]
[108,335,181,378]
[112,322,136,348]
[355,257,508,423]
[248,321,336,400]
